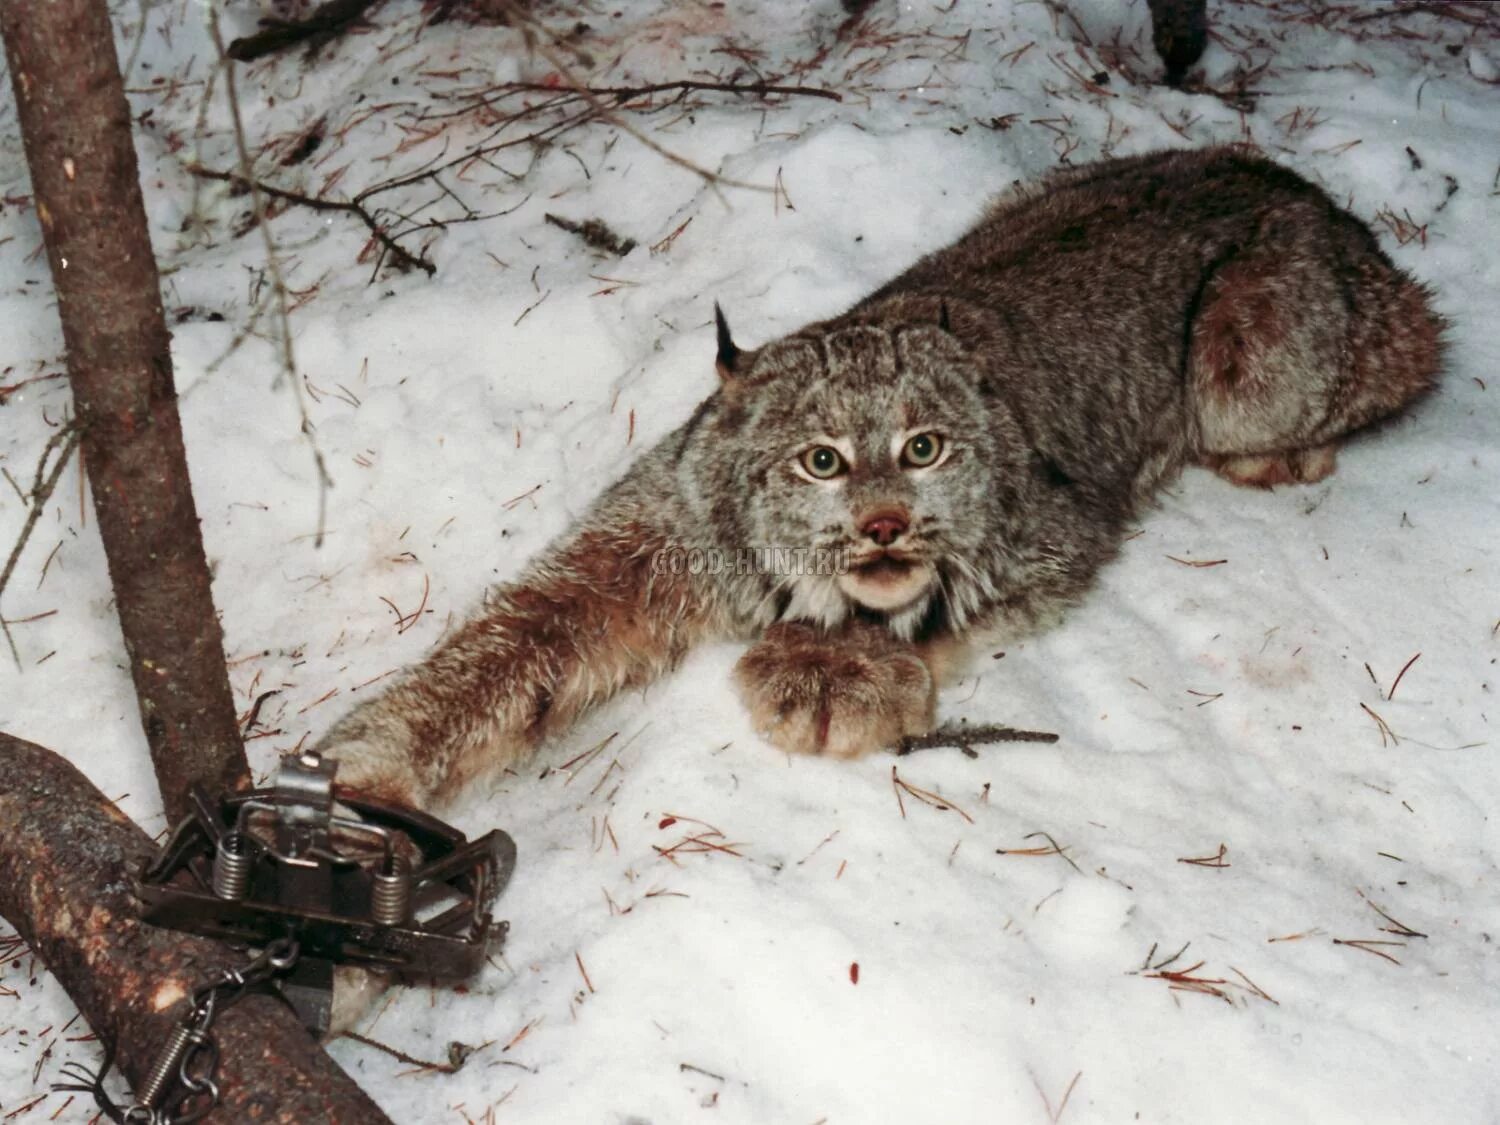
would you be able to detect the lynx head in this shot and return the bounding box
[692,301,1028,639]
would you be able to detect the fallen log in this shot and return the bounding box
[0,731,393,1124]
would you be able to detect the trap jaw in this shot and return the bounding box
[137,751,515,1035]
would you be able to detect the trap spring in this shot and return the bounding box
[133,938,300,1124]
[136,751,516,1034]
[56,939,300,1125]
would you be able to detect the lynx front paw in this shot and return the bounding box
[732,622,936,758]
[315,726,427,808]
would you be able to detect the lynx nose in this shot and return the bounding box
[860,509,909,547]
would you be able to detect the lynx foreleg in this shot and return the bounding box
[317,520,717,809]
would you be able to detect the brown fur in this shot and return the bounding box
[324,521,723,804]
[733,621,935,758]
[318,147,1445,810]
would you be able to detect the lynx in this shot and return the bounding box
[317,146,1443,808]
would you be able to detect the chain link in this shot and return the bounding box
[58,939,300,1125]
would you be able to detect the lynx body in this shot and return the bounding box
[318,146,1443,806]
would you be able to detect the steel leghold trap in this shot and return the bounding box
[137,751,515,1034]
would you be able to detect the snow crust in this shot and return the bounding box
[1,1,1497,1121]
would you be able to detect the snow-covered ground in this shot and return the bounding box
[3,0,1499,1120]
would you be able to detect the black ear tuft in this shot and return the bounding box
[714,301,740,380]
[938,299,952,333]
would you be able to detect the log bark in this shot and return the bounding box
[0,732,393,1123]
[0,0,248,821]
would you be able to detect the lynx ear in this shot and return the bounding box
[938,299,952,333]
[714,301,741,380]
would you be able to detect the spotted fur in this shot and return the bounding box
[319,146,1444,804]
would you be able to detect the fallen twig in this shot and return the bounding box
[891,766,975,823]
[0,422,79,670]
[1348,1,1497,29]
[495,0,777,196]
[453,79,842,116]
[226,0,380,61]
[898,722,1059,755]
[544,213,636,256]
[209,11,334,546]
[1177,843,1230,868]
[190,164,437,277]
[338,1030,487,1074]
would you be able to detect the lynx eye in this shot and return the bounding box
[901,432,944,468]
[799,446,846,480]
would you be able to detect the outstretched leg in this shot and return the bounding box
[318,517,722,808]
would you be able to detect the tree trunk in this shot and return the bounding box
[0,732,393,1123]
[0,0,248,822]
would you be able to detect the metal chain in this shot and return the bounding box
[58,939,300,1125]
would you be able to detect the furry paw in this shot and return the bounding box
[732,622,936,758]
[315,723,427,808]
[327,964,394,1039]
[1203,444,1338,488]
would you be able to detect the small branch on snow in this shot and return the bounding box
[897,721,1059,755]
[208,9,337,546]
[189,163,438,277]
[337,1030,489,1074]
[449,78,843,118]
[0,421,79,670]
[544,213,637,256]
[494,0,782,197]
[226,0,381,61]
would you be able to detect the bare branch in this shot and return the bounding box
[207,10,334,547]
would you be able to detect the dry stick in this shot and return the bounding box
[898,721,1059,755]
[328,69,804,267]
[1348,2,1497,28]
[215,98,591,280]
[337,1030,485,1074]
[208,10,334,548]
[544,213,637,256]
[0,424,79,670]
[496,0,777,197]
[226,0,381,61]
[190,164,437,276]
[450,78,843,118]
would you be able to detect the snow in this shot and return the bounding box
[2,1,1499,1122]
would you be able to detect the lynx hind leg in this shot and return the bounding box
[733,622,936,759]
[1190,205,1443,487]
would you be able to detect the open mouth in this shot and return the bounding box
[837,551,934,611]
